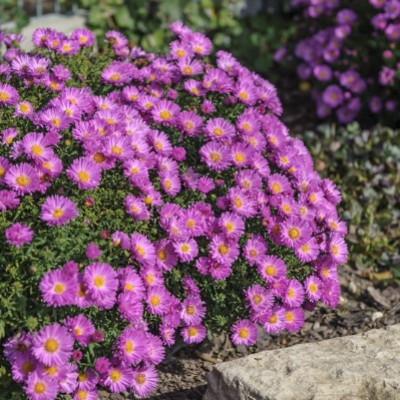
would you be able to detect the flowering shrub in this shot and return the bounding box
[0,24,347,399]
[277,0,400,124]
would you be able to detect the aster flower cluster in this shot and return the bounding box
[278,0,400,123]
[0,23,346,399]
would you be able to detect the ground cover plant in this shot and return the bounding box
[277,0,400,125]
[0,24,347,399]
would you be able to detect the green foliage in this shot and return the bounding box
[301,123,400,278]
[71,0,292,76]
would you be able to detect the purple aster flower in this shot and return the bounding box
[32,323,74,366]
[116,327,146,365]
[180,296,206,325]
[5,223,33,247]
[83,262,118,309]
[39,268,78,307]
[40,195,78,226]
[5,163,40,194]
[322,85,344,108]
[181,324,207,344]
[131,364,158,398]
[231,319,258,346]
[283,307,305,332]
[65,315,95,347]
[26,371,58,400]
[67,157,101,190]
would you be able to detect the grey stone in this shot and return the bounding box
[203,324,400,400]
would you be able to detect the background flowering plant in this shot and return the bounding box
[277,0,400,124]
[0,23,346,399]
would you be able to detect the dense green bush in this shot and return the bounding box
[301,123,400,278]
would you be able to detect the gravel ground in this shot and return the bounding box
[100,264,400,400]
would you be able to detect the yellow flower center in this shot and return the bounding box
[0,91,9,102]
[16,175,30,187]
[77,170,90,183]
[193,45,203,53]
[44,365,58,376]
[21,361,34,374]
[135,244,145,257]
[110,74,120,82]
[225,222,234,233]
[53,282,65,294]
[31,144,43,156]
[34,382,46,394]
[269,314,277,324]
[329,221,338,230]
[78,373,87,382]
[309,193,317,203]
[282,204,291,214]
[92,152,105,164]
[253,294,262,305]
[218,244,229,255]
[157,249,167,261]
[331,244,339,256]
[184,121,194,130]
[238,328,249,338]
[125,340,134,354]
[188,327,198,337]
[186,305,196,315]
[164,179,172,189]
[51,118,61,127]
[150,295,160,306]
[234,153,245,163]
[271,182,282,194]
[249,249,258,258]
[93,275,105,288]
[77,390,88,400]
[288,228,300,240]
[111,146,122,155]
[186,219,195,229]
[280,156,289,165]
[44,338,59,353]
[285,311,294,322]
[301,244,310,253]
[287,288,295,299]
[233,197,242,208]
[210,152,221,162]
[180,244,190,253]
[242,122,252,131]
[136,373,146,385]
[125,282,134,291]
[309,283,318,294]
[155,141,163,150]
[110,370,121,382]
[183,66,193,75]
[52,207,64,219]
[159,110,172,120]
[5,136,13,144]
[74,326,83,336]
[130,166,139,174]
[176,49,185,58]
[265,265,275,276]
[213,128,223,137]
[0,166,5,177]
